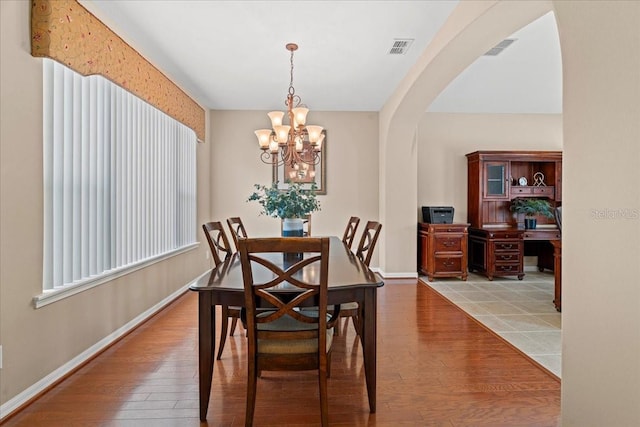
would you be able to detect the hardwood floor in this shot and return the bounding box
[2,279,560,426]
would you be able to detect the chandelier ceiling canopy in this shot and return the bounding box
[254,43,324,168]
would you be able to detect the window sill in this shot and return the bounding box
[33,243,199,308]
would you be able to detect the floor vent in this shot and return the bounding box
[484,38,517,56]
[388,39,414,55]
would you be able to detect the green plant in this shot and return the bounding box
[509,198,555,218]
[248,182,321,219]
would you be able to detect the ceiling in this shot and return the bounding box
[79,1,562,114]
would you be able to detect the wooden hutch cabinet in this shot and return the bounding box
[466,151,562,280]
[418,223,469,281]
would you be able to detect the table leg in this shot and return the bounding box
[198,292,216,421]
[361,288,377,413]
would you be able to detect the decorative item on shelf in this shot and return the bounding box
[533,171,546,186]
[254,43,325,170]
[518,176,528,186]
[247,181,320,237]
[510,197,555,229]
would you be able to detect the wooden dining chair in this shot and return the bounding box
[339,221,382,336]
[202,221,243,360]
[341,216,360,249]
[238,237,339,427]
[226,217,248,251]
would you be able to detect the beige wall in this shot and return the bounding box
[208,110,380,257]
[3,0,640,425]
[554,1,640,425]
[417,113,562,223]
[0,0,212,409]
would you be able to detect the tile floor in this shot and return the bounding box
[419,270,562,378]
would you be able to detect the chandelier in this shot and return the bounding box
[254,43,324,168]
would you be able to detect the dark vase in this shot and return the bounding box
[524,218,537,229]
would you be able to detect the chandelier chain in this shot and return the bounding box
[288,48,295,98]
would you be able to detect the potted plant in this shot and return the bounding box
[509,197,555,229]
[247,181,321,236]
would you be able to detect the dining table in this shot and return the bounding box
[189,235,384,421]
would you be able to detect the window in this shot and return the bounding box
[38,59,197,306]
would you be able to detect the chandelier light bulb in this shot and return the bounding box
[306,125,324,144]
[268,111,284,128]
[292,107,309,127]
[274,125,291,144]
[269,139,279,153]
[254,129,272,149]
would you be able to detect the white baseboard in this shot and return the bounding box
[374,268,418,279]
[0,282,193,421]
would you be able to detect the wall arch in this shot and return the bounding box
[378,0,553,274]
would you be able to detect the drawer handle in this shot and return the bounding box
[503,266,513,271]
[443,260,455,267]
[443,241,456,247]
[501,244,513,249]
[500,255,513,260]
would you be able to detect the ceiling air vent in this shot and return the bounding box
[484,38,517,56]
[388,39,414,55]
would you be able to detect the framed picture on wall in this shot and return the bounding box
[272,133,326,194]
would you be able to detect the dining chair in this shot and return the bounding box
[238,237,339,427]
[226,217,248,251]
[341,216,360,249]
[339,221,382,336]
[303,214,311,236]
[202,221,243,360]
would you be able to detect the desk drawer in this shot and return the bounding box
[533,186,555,197]
[495,253,519,262]
[434,256,463,273]
[523,230,561,240]
[434,235,463,252]
[486,230,523,240]
[494,241,521,252]
[511,186,533,196]
[495,264,520,274]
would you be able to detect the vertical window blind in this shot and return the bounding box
[42,59,197,292]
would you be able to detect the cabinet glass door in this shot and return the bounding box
[484,162,509,199]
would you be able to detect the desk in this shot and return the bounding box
[189,236,384,421]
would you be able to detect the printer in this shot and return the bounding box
[422,206,454,224]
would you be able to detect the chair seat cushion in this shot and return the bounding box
[257,313,333,354]
[340,302,358,310]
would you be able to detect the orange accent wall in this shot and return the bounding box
[31,0,205,141]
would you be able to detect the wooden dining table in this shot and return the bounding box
[188,236,384,421]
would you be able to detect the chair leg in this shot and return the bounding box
[351,315,359,336]
[318,364,329,427]
[245,359,258,427]
[230,316,239,336]
[217,305,229,360]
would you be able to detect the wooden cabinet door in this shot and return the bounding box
[483,161,510,199]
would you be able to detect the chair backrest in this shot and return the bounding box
[237,237,335,347]
[355,221,382,267]
[303,214,311,237]
[555,206,562,231]
[226,217,248,251]
[341,216,360,249]
[202,221,233,266]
